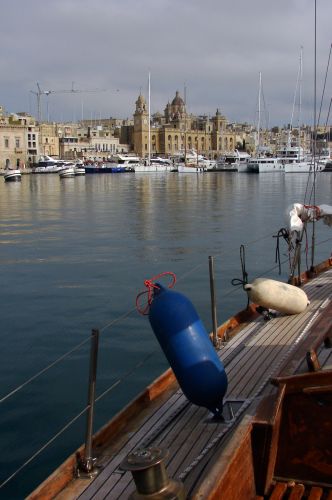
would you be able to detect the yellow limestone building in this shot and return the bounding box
[133,91,236,159]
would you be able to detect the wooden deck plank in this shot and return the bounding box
[307,486,324,499]
[233,313,314,397]
[288,483,305,499]
[269,481,288,499]
[227,312,312,397]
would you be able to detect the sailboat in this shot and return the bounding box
[134,73,173,173]
[284,48,315,173]
[246,73,284,173]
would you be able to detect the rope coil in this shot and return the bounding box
[136,272,177,315]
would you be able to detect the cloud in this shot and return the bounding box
[0,0,331,125]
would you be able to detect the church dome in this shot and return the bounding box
[171,91,185,106]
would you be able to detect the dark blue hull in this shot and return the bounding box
[84,166,133,174]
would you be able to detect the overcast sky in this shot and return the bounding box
[0,0,331,126]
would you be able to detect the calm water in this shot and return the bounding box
[0,171,331,498]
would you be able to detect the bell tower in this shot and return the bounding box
[212,108,227,153]
[133,93,149,157]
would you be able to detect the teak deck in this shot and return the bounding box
[29,265,332,500]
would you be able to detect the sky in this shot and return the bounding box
[0,0,331,127]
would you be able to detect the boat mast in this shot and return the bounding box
[298,47,303,153]
[311,0,317,269]
[148,71,151,166]
[257,72,261,155]
[288,47,303,150]
[184,83,187,166]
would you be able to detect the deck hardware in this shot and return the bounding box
[120,447,185,499]
[209,255,221,347]
[306,349,321,371]
[78,328,100,476]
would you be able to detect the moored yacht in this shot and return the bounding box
[3,169,21,182]
[59,167,75,178]
[216,149,251,172]
[177,163,207,173]
[134,157,173,173]
[246,156,284,173]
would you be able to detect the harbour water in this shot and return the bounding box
[0,171,331,499]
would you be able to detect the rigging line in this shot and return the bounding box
[317,42,332,127]
[0,337,90,405]
[0,348,158,489]
[222,256,291,301]
[0,405,89,489]
[176,232,274,284]
[99,306,137,333]
[94,349,157,404]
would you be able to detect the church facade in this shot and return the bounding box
[133,91,237,159]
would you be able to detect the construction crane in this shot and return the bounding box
[30,82,108,122]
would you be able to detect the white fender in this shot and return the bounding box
[244,278,309,315]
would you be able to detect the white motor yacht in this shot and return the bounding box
[217,150,251,172]
[246,157,284,173]
[59,167,75,178]
[3,169,21,182]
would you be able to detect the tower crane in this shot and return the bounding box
[30,82,108,122]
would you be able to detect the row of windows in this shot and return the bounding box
[3,137,21,148]
[94,144,117,152]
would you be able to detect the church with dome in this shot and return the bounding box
[133,90,237,159]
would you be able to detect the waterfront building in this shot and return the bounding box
[0,108,31,168]
[39,123,59,159]
[133,91,238,159]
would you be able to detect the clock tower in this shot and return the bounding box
[133,93,149,157]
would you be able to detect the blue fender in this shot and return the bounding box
[148,285,227,417]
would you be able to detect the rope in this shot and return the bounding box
[136,272,176,315]
[231,245,249,308]
[231,245,248,289]
[273,227,291,274]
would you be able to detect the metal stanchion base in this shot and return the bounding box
[75,454,100,479]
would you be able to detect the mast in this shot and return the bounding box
[288,47,303,149]
[148,72,151,166]
[311,0,317,269]
[257,72,262,155]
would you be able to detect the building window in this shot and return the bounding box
[15,138,20,148]
[4,138,9,148]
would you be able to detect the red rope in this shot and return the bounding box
[303,204,321,220]
[136,272,176,315]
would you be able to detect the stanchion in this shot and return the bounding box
[77,328,99,476]
[209,256,220,348]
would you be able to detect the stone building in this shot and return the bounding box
[0,107,43,167]
[39,123,59,159]
[133,91,237,158]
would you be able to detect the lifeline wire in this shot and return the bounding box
[0,348,158,489]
